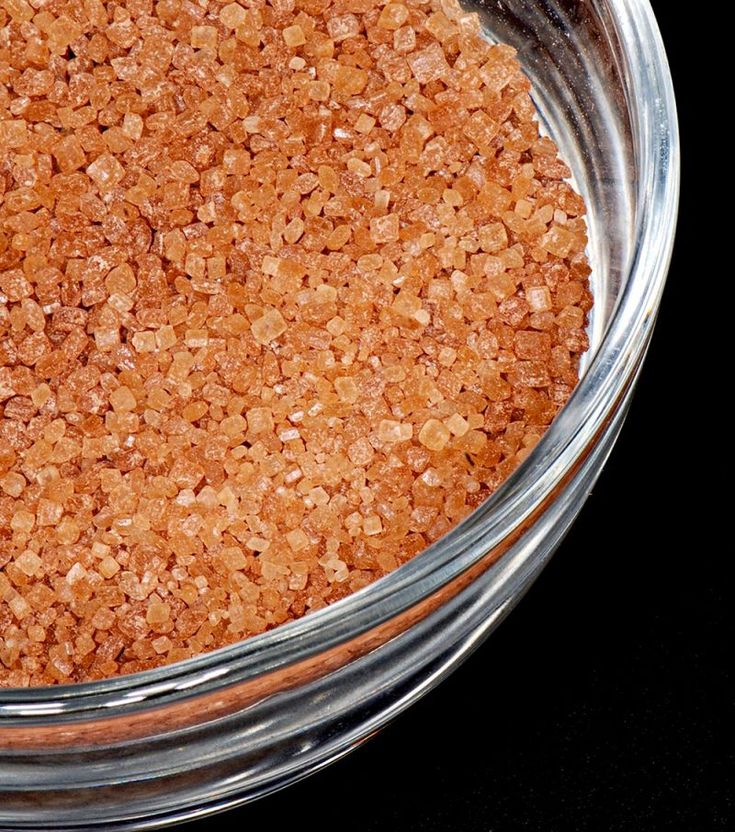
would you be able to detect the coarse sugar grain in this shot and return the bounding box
[0,0,592,687]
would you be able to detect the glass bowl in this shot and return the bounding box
[0,0,678,828]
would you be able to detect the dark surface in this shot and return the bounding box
[185,5,732,830]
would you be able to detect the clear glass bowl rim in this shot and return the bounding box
[0,0,679,712]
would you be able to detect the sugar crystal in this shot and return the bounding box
[419,419,451,451]
[251,308,287,345]
[87,153,125,191]
[283,25,306,47]
[379,4,409,30]
[221,3,247,29]
[109,386,137,413]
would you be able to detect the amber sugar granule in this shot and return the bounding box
[0,0,592,686]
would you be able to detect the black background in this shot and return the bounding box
[184,4,731,830]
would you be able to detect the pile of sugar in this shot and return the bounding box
[0,0,591,685]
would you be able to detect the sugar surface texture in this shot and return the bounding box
[0,0,591,685]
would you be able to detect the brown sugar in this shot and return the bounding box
[0,0,592,687]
